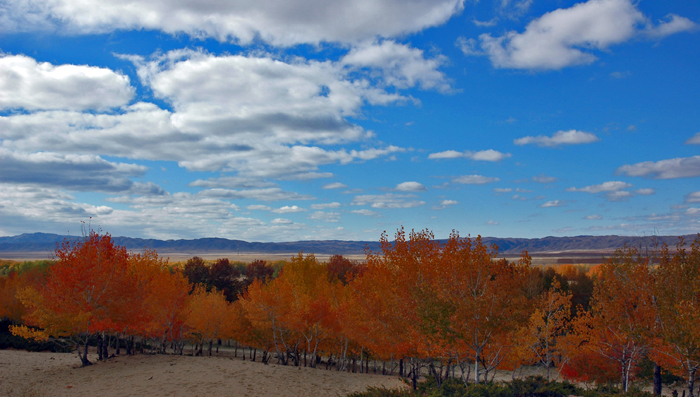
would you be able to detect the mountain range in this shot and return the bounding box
[0,232,695,256]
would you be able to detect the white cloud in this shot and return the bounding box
[190,177,276,189]
[540,200,564,208]
[0,183,318,240]
[323,182,347,190]
[635,188,655,196]
[486,220,499,225]
[351,209,378,216]
[514,130,599,147]
[453,175,500,185]
[566,181,632,194]
[616,156,700,179]
[310,202,341,210]
[200,188,313,202]
[645,14,698,39]
[532,174,558,183]
[456,37,482,56]
[247,205,272,211]
[606,190,633,201]
[394,181,427,192]
[0,54,133,111]
[566,181,634,201]
[351,193,425,209]
[341,41,450,92]
[1,0,465,46]
[585,214,603,220]
[0,51,416,182]
[272,205,306,214]
[308,211,341,223]
[476,0,695,70]
[686,132,700,145]
[493,188,512,194]
[271,218,293,225]
[432,199,458,210]
[0,149,166,195]
[685,191,700,204]
[429,149,511,161]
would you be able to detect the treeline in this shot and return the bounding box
[1,229,699,397]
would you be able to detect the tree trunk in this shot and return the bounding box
[688,369,696,397]
[102,332,109,359]
[400,358,404,377]
[654,363,662,396]
[97,334,104,361]
[78,335,92,367]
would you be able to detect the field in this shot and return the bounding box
[0,349,404,397]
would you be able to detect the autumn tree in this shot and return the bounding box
[654,236,700,397]
[14,231,137,366]
[183,256,208,290]
[209,258,242,302]
[184,285,233,356]
[568,245,657,391]
[244,260,274,286]
[518,278,573,380]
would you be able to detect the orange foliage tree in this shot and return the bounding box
[567,245,657,391]
[14,231,137,366]
[654,237,700,397]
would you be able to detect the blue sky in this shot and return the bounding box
[1,0,699,242]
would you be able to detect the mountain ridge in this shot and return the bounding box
[0,232,696,256]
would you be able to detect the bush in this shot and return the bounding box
[351,376,658,397]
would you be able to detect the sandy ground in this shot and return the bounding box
[0,350,405,397]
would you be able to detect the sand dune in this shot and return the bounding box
[0,350,405,397]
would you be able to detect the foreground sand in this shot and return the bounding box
[0,350,405,397]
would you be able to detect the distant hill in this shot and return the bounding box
[0,232,695,256]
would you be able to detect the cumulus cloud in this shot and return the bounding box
[540,200,564,208]
[685,191,700,204]
[0,0,465,46]
[473,0,696,70]
[199,188,313,202]
[190,177,276,189]
[0,184,319,240]
[455,37,482,56]
[532,174,558,183]
[247,205,272,211]
[341,41,450,92]
[351,193,425,209]
[616,156,700,179]
[514,130,599,147]
[271,205,306,214]
[453,175,500,185]
[493,188,512,194]
[432,199,458,210]
[0,54,133,111]
[394,181,427,192]
[0,50,421,182]
[635,188,655,196]
[585,214,603,220]
[566,181,636,201]
[310,202,341,210]
[428,149,511,161]
[645,14,698,39]
[566,181,632,194]
[308,211,341,222]
[271,218,293,225]
[685,132,700,145]
[351,209,378,216]
[323,182,348,190]
[0,149,166,195]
